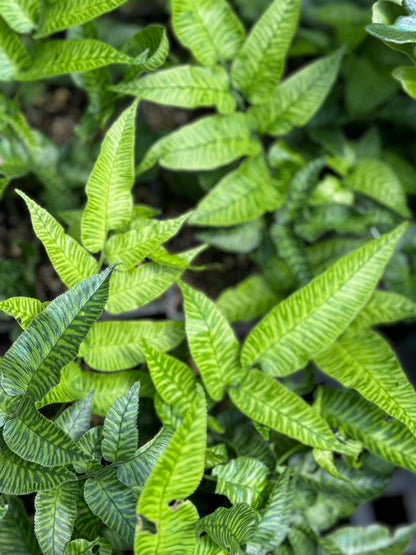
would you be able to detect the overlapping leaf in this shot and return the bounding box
[0,17,29,80]
[0,296,47,329]
[122,25,168,74]
[0,496,41,554]
[350,290,416,331]
[0,0,38,33]
[325,523,416,554]
[54,392,93,442]
[241,223,406,376]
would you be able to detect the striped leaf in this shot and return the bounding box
[54,392,93,442]
[0,17,29,80]
[3,397,87,467]
[122,25,168,74]
[81,101,138,253]
[142,342,196,417]
[196,218,264,253]
[117,427,173,493]
[106,245,204,313]
[135,386,206,554]
[179,281,243,401]
[351,290,416,331]
[0,496,41,554]
[190,154,283,227]
[230,370,356,454]
[136,113,261,174]
[246,469,293,553]
[344,158,410,218]
[18,191,98,288]
[196,504,259,555]
[231,0,300,104]
[106,213,189,269]
[315,329,416,437]
[247,48,344,136]
[102,381,139,463]
[272,224,312,286]
[34,482,79,555]
[36,362,84,409]
[216,274,282,323]
[73,427,103,474]
[171,0,245,66]
[64,538,111,555]
[0,436,76,495]
[317,386,416,473]
[0,0,38,34]
[325,524,416,555]
[112,65,236,114]
[84,468,136,545]
[80,320,184,371]
[212,456,269,509]
[36,0,127,38]
[1,266,113,400]
[241,223,407,376]
[313,448,348,482]
[0,296,47,329]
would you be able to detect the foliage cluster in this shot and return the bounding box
[2,0,416,553]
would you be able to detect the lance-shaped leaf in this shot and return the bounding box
[212,456,269,509]
[17,191,98,288]
[190,154,282,227]
[179,281,243,401]
[229,370,355,454]
[0,0,38,33]
[135,386,206,554]
[54,392,93,442]
[1,266,114,400]
[106,245,205,313]
[247,48,344,136]
[3,397,87,467]
[84,468,137,545]
[81,101,137,253]
[64,538,111,555]
[325,524,416,555]
[113,65,236,114]
[196,504,259,555]
[0,496,41,554]
[0,17,29,80]
[34,482,79,555]
[246,469,293,553]
[80,320,184,371]
[344,158,410,218]
[36,0,127,37]
[122,25,168,74]
[106,212,189,269]
[137,113,261,174]
[171,0,245,66]
[317,386,416,473]
[231,0,300,104]
[0,436,76,495]
[241,223,407,376]
[0,296,47,330]
[142,342,196,417]
[315,329,416,437]
[350,290,416,331]
[102,381,140,462]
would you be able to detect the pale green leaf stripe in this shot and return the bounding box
[84,468,136,544]
[54,392,93,442]
[317,386,416,473]
[247,48,344,136]
[34,482,78,555]
[313,448,347,482]
[246,469,293,552]
[180,281,243,401]
[135,386,206,554]
[229,370,358,454]
[106,246,205,313]
[122,25,168,74]
[0,496,42,555]
[102,381,140,463]
[81,320,184,371]
[137,113,261,174]
[65,538,112,555]
[0,0,38,33]
[106,213,189,269]
[142,342,196,417]
[216,274,283,323]
[326,524,416,555]
[0,436,75,495]
[0,16,29,80]
[3,397,87,467]
[190,154,283,227]
[1,266,113,400]
[241,223,407,376]
[0,296,47,329]
[231,0,300,104]
[351,290,416,331]
[172,0,245,66]
[112,65,236,114]
[15,40,135,80]
[81,101,137,253]
[36,362,83,410]
[18,191,97,288]
[315,329,416,437]
[344,158,410,218]
[212,456,269,509]
[36,0,127,38]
